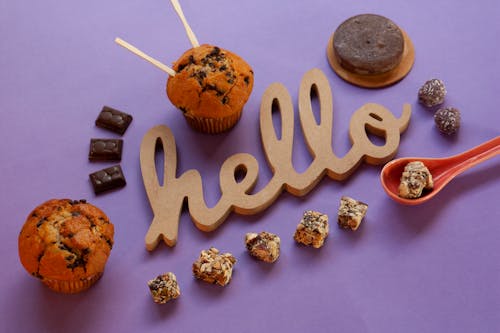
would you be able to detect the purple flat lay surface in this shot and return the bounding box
[1,0,499,332]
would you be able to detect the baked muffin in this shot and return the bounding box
[333,14,404,75]
[167,44,254,134]
[18,199,114,294]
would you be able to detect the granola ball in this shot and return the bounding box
[337,196,368,231]
[434,107,461,135]
[398,161,434,199]
[418,79,446,107]
[148,272,180,304]
[192,247,236,286]
[245,232,281,263]
[293,211,329,248]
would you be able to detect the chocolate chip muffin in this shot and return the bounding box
[18,199,114,293]
[333,14,404,75]
[166,44,254,134]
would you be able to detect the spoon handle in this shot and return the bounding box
[445,136,500,178]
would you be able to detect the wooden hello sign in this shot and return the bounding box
[140,68,411,250]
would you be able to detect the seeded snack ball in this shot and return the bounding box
[398,161,434,199]
[192,247,236,286]
[294,211,329,248]
[148,272,180,304]
[245,232,281,263]
[167,44,254,134]
[337,196,368,231]
[418,79,446,107]
[18,199,114,293]
[434,107,461,135]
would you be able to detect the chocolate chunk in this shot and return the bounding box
[210,47,221,56]
[88,138,123,161]
[95,106,133,135]
[89,165,126,194]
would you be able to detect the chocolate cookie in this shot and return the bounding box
[333,14,404,75]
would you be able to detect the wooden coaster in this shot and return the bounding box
[326,29,415,88]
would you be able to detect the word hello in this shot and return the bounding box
[140,69,411,250]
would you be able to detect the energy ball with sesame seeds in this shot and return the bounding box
[418,79,447,107]
[294,211,329,248]
[18,199,114,293]
[434,107,461,135]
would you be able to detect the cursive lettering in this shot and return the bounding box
[140,68,411,250]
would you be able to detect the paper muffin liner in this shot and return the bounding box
[42,272,103,294]
[184,111,242,134]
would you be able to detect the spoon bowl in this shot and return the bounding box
[381,136,500,205]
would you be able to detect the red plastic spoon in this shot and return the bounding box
[380,136,500,205]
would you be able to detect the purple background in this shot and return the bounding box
[1,0,499,332]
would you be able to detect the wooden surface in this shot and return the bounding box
[326,29,415,88]
[140,68,412,250]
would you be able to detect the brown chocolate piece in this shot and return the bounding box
[333,14,404,75]
[89,165,126,194]
[95,106,133,135]
[88,139,123,161]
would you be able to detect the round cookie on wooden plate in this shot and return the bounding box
[327,14,415,88]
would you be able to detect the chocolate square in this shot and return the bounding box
[88,138,123,162]
[95,106,133,135]
[89,165,126,194]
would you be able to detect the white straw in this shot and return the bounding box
[170,0,200,48]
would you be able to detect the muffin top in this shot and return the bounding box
[18,199,114,281]
[167,44,254,119]
[333,14,404,75]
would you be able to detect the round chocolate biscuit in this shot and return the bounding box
[333,14,404,75]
